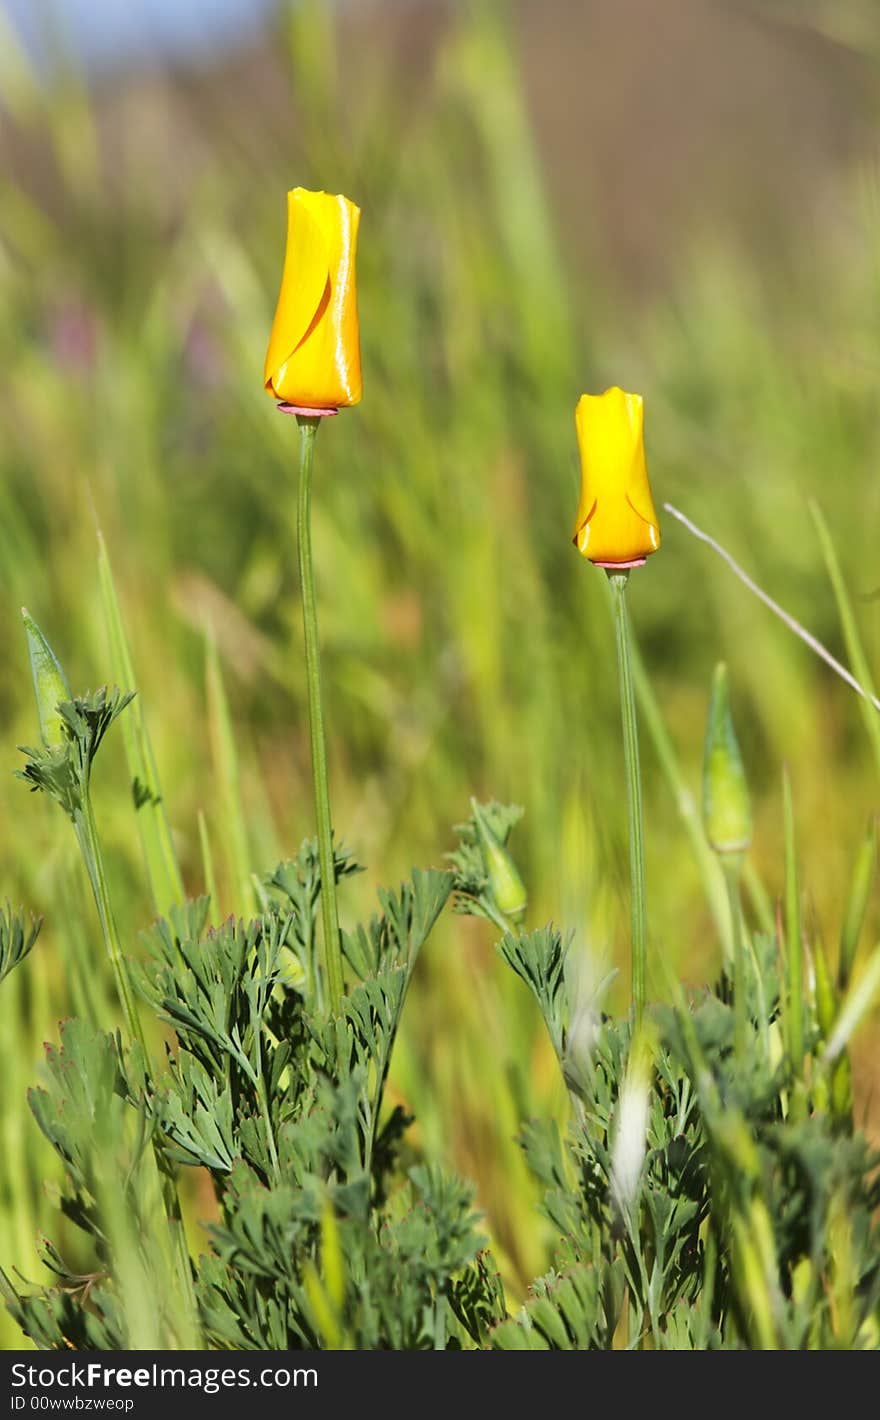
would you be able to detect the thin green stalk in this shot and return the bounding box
[205,634,253,918]
[743,860,775,937]
[630,621,776,947]
[73,792,144,1051]
[783,769,804,1076]
[97,530,185,916]
[296,417,343,1014]
[609,572,647,1022]
[484,899,514,936]
[197,808,220,919]
[838,818,876,992]
[722,855,747,1061]
[748,933,771,1067]
[73,786,199,1345]
[1,968,38,1285]
[809,499,880,777]
[629,632,732,957]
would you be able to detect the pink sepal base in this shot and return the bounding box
[594,558,647,570]
[276,402,339,418]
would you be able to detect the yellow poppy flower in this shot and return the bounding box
[264,188,362,410]
[572,387,661,565]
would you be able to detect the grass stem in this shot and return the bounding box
[73,786,199,1345]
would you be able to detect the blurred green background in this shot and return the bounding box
[1,0,880,1339]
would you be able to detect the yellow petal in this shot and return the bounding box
[572,388,661,563]
[263,189,362,410]
[264,192,331,392]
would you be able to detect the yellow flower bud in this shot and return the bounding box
[571,388,661,565]
[264,188,362,410]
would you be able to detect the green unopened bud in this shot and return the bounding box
[472,799,527,924]
[702,662,752,856]
[22,608,71,749]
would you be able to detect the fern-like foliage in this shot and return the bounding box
[3,847,498,1349]
[0,904,41,985]
[17,689,135,818]
[490,910,880,1350]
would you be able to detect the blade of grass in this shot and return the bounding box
[809,499,880,776]
[838,818,876,991]
[823,941,880,1063]
[97,530,185,915]
[742,860,775,936]
[628,623,732,958]
[197,808,220,922]
[631,618,775,945]
[205,631,253,918]
[664,503,880,715]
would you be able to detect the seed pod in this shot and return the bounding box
[22,608,72,749]
[472,800,527,924]
[702,662,752,856]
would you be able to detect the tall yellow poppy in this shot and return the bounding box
[572,388,660,565]
[264,188,362,410]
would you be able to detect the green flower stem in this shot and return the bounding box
[74,787,199,1345]
[608,572,647,1023]
[483,900,515,936]
[73,792,144,1050]
[722,854,748,1061]
[296,417,343,1015]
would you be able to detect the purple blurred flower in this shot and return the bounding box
[48,299,98,375]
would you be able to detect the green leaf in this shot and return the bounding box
[839,819,876,992]
[491,1264,608,1350]
[497,924,569,1059]
[17,687,135,819]
[0,903,41,985]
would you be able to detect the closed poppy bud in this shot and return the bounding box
[22,607,71,749]
[702,662,752,855]
[263,188,362,410]
[572,387,661,565]
[472,800,528,924]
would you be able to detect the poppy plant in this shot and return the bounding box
[571,387,661,1020]
[264,187,362,411]
[264,187,365,1014]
